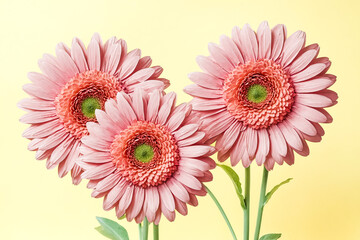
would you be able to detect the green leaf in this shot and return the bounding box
[95,217,129,240]
[118,214,126,220]
[264,178,292,206]
[217,163,246,209]
[259,233,282,240]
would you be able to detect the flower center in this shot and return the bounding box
[54,70,122,139]
[81,97,101,119]
[110,121,180,188]
[247,84,268,103]
[223,59,295,129]
[134,144,154,163]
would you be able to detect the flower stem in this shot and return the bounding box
[253,167,269,240]
[141,218,149,240]
[138,223,142,240]
[244,166,251,240]
[205,185,238,240]
[153,224,159,240]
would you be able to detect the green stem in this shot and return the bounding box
[254,167,269,240]
[153,224,159,240]
[244,166,251,240]
[141,218,149,240]
[205,185,238,240]
[138,223,142,240]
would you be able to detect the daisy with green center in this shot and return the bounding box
[79,89,216,225]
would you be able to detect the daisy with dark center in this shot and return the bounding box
[19,34,169,184]
[79,89,215,226]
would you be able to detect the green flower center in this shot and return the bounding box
[81,97,101,119]
[246,84,268,103]
[134,144,154,163]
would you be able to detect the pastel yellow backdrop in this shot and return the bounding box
[0,0,359,239]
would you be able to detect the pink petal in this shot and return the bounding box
[188,72,223,90]
[294,75,335,93]
[219,35,244,65]
[264,157,275,171]
[158,184,175,212]
[103,180,127,210]
[81,151,112,164]
[245,127,258,159]
[38,56,67,85]
[296,93,334,108]
[124,68,155,86]
[178,132,205,147]
[280,31,306,67]
[146,90,161,122]
[289,44,319,75]
[278,121,303,151]
[291,62,330,82]
[271,24,287,61]
[132,89,146,121]
[81,162,115,180]
[119,51,140,80]
[166,178,190,202]
[115,92,137,123]
[86,122,114,143]
[287,112,317,136]
[180,158,212,171]
[174,197,188,215]
[191,98,226,111]
[57,140,80,176]
[208,43,234,72]
[255,129,270,165]
[239,24,258,61]
[145,187,159,221]
[23,82,58,101]
[47,137,74,169]
[87,36,101,70]
[202,111,235,139]
[71,39,89,73]
[157,92,176,125]
[174,124,199,141]
[126,187,144,221]
[22,120,62,139]
[135,56,152,71]
[180,145,214,158]
[173,171,202,190]
[118,185,134,214]
[230,133,246,166]
[55,49,79,78]
[196,56,228,79]
[184,84,223,99]
[95,171,121,193]
[257,21,272,59]
[216,121,242,152]
[293,103,328,123]
[269,125,287,158]
[38,129,69,150]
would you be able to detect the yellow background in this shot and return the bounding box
[1,0,359,239]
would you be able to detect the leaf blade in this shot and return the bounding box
[259,233,282,240]
[95,216,129,240]
[217,163,246,209]
[264,178,293,205]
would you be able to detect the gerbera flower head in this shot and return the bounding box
[19,33,169,184]
[79,89,215,224]
[184,21,337,170]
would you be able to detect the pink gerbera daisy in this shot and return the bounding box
[79,89,215,224]
[19,34,169,184]
[184,21,337,170]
